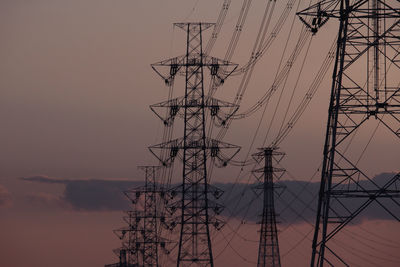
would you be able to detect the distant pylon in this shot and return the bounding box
[298,1,400,266]
[124,166,170,267]
[253,148,284,267]
[107,166,169,267]
[150,22,240,266]
[107,208,139,267]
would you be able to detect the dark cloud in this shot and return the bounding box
[0,184,12,208]
[21,173,400,223]
[21,176,142,211]
[217,172,400,224]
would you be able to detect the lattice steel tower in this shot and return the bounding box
[253,148,284,267]
[298,1,400,266]
[150,23,239,266]
[108,166,168,267]
[124,166,166,267]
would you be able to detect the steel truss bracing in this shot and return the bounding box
[108,210,139,267]
[298,1,400,266]
[253,148,285,267]
[105,249,130,267]
[107,166,169,267]
[151,23,239,266]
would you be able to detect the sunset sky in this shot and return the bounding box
[1,1,399,266]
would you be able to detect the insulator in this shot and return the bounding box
[210,99,219,116]
[170,190,177,198]
[170,146,178,157]
[312,27,318,34]
[211,146,219,157]
[170,64,178,76]
[312,17,317,25]
[170,105,179,117]
[211,64,219,75]
[210,140,219,157]
[210,106,219,116]
[211,58,219,75]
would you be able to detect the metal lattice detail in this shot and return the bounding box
[298,1,400,266]
[253,148,284,267]
[151,22,239,267]
[107,166,169,267]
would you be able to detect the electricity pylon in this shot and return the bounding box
[108,166,169,267]
[253,148,284,267]
[110,210,140,267]
[124,166,169,267]
[298,1,400,266]
[150,22,240,266]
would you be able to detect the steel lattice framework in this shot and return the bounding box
[150,22,240,266]
[107,166,168,267]
[298,0,400,266]
[124,166,167,267]
[253,148,284,267]
[108,210,139,267]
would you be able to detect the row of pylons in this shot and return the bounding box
[107,0,400,266]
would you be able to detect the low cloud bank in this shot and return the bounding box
[21,172,399,223]
[21,176,141,211]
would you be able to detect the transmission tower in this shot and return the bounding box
[150,22,240,266]
[253,148,284,267]
[298,1,400,266]
[107,207,139,267]
[107,166,169,267]
[109,210,140,267]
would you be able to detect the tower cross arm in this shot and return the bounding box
[151,54,238,85]
[297,0,342,34]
